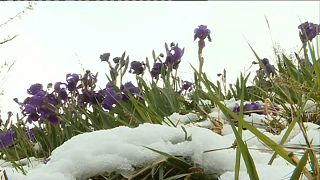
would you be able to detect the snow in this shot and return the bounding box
[166,112,199,125]
[303,100,318,113]
[167,98,275,129]
[1,120,319,180]
[1,99,319,179]
[220,164,297,180]
[4,124,233,179]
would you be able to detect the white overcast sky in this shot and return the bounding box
[0,1,319,117]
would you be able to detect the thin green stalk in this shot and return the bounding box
[198,45,204,84]
[235,73,246,180]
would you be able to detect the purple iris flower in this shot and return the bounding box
[244,102,264,115]
[233,102,265,116]
[22,104,37,116]
[80,90,95,105]
[27,83,43,95]
[245,102,260,111]
[27,113,40,123]
[0,128,16,149]
[120,82,140,101]
[54,82,66,92]
[265,64,275,76]
[262,58,269,66]
[170,47,183,61]
[66,73,80,91]
[28,93,46,108]
[58,89,68,101]
[181,81,193,92]
[298,21,320,43]
[54,82,68,101]
[22,94,45,123]
[121,82,140,95]
[164,46,184,69]
[100,53,111,62]
[38,107,59,125]
[101,97,114,111]
[92,90,105,105]
[101,84,122,110]
[233,103,240,114]
[129,61,144,75]
[46,93,59,106]
[257,58,276,77]
[194,25,212,41]
[151,63,167,79]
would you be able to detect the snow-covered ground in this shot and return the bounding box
[1,123,319,180]
[1,99,319,180]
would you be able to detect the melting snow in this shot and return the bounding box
[1,121,318,180]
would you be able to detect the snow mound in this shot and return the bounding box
[3,122,319,179]
[7,124,234,179]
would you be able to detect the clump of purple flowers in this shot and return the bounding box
[77,71,98,106]
[298,21,320,43]
[99,82,140,110]
[19,72,85,125]
[22,84,60,125]
[194,25,212,48]
[20,69,142,123]
[0,128,16,149]
[0,126,37,149]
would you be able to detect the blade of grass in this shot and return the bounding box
[290,150,309,180]
[193,66,295,165]
[163,173,191,180]
[307,41,320,87]
[235,73,247,180]
[268,116,298,164]
[267,95,309,165]
[195,68,317,178]
[230,121,259,180]
[297,121,319,179]
[264,15,278,61]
